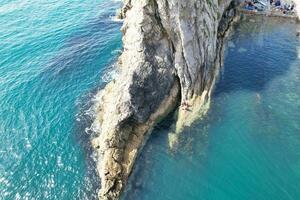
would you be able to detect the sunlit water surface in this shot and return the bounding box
[0,0,122,199]
[123,17,300,200]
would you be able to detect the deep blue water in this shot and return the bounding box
[0,1,122,199]
[123,17,300,200]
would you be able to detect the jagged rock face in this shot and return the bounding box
[92,0,238,199]
[120,0,176,123]
[158,0,225,100]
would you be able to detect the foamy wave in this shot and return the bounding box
[101,62,119,83]
[89,90,105,134]
[110,15,124,23]
[101,69,118,83]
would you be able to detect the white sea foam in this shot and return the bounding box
[89,90,105,134]
[110,15,124,23]
[101,62,119,83]
[101,70,118,83]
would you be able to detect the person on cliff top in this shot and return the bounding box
[275,0,281,7]
[244,0,256,10]
[289,1,295,11]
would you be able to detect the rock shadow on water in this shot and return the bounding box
[214,16,299,97]
[214,16,300,143]
[121,109,214,200]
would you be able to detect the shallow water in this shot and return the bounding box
[123,17,300,200]
[0,1,122,199]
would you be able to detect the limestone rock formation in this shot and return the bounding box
[92,0,239,199]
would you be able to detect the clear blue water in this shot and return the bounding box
[1,1,300,200]
[123,18,300,200]
[0,1,122,199]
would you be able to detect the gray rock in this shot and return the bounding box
[92,0,239,199]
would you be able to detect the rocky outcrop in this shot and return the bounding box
[116,0,131,19]
[92,0,239,199]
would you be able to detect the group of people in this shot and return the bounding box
[271,0,296,14]
[243,0,261,11]
[243,0,296,15]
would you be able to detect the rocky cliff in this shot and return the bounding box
[92,0,238,199]
[296,0,300,19]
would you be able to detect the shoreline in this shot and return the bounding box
[237,7,299,20]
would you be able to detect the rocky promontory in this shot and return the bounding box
[92,0,239,199]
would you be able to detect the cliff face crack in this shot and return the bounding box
[181,48,193,99]
[216,1,238,69]
[92,0,239,199]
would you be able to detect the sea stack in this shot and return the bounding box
[92,0,239,199]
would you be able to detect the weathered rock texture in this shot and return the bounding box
[296,0,300,20]
[92,0,239,199]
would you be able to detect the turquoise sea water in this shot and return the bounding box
[123,17,300,200]
[1,1,300,200]
[0,1,122,199]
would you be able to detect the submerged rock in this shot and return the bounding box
[238,47,247,53]
[228,41,236,48]
[92,0,240,199]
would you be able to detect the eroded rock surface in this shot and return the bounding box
[92,0,239,199]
